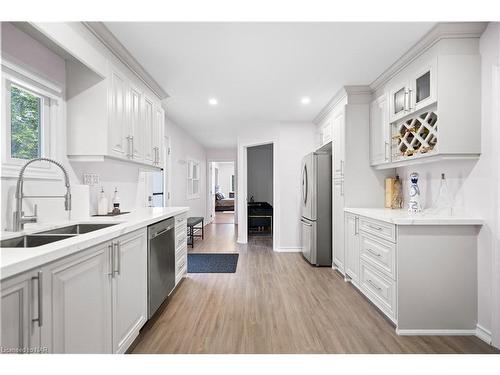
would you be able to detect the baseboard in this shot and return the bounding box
[274,247,302,253]
[396,329,477,336]
[476,324,493,345]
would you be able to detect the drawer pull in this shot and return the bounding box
[367,279,382,291]
[368,224,383,231]
[367,248,381,257]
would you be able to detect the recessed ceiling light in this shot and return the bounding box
[208,98,218,106]
[301,97,311,105]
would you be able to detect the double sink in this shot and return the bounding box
[1,223,118,248]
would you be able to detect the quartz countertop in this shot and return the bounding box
[0,207,189,280]
[344,207,483,226]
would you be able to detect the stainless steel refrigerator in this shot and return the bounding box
[300,151,332,266]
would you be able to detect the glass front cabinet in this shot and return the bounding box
[388,58,437,123]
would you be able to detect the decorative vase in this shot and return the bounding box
[408,172,422,213]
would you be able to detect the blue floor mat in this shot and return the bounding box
[187,253,239,273]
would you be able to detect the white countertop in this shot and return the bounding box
[0,207,189,280]
[344,207,483,226]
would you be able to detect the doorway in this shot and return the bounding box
[208,161,236,225]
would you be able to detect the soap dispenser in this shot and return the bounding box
[97,187,108,216]
[112,187,121,215]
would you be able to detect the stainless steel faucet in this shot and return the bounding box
[13,158,72,231]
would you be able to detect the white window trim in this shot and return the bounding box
[187,158,201,200]
[1,59,62,180]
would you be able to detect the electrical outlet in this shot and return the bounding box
[83,173,100,186]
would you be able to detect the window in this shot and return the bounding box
[10,84,42,160]
[187,160,200,199]
[2,61,59,179]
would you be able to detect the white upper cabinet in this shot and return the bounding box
[332,109,345,180]
[152,106,165,167]
[370,29,482,169]
[67,61,163,169]
[370,93,390,166]
[129,84,144,162]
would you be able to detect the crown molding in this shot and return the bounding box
[83,22,169,100]
[313,85,371,124]
[314,22,487,125]
[369,22,488,91]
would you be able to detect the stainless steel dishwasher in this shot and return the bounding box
[147,217,176,318]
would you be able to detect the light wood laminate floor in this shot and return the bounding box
[132,223,498,354]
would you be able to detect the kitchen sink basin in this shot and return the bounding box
[1,223,118,248]
[1,234,76,248]
[38,223,117,235]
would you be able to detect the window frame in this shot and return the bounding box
[187,159,201,200]
[1,59,61,179]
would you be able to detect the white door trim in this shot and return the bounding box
[237,139,279,251]
[206,158,237,225]
[491,63,500,349]
[163,135,172,206]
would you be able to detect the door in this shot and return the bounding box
[332,110,345,179]
[109,69,128,159]
[45,243,112,353]
[388,78,410,123]
[410,58,437,112]
[345,214,360,284]
[301,218,316,264]
[332,180,345,274]
[112,230,147,354]
[143,95,154,163]
[152,106,164,167]
[1,270,41,352]
[129,85,143,161]
[370,93,390,166]
[301,154,316,220]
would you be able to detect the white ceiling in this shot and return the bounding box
[105,22,435,148]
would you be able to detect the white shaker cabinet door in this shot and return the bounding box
[332,110,345,179]
[44,243,112,354]
[332,180,345,274]
[143,95,154,164]
[345,214,360,284]
[370,93,390,166]
[109,69,129,159]
[111,229,147,354]
[1,270,42,352]
[129,85,144,162]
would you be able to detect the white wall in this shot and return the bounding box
[247,144,273,204]
[396,23,500,345]
[165,116,207,221]
[237,122,316,249]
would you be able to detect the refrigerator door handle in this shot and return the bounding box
[302,165,308,205]
[300,218,313,226]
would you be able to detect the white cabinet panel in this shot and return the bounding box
[332,110,345,179]
[109,69,128,159]
[370,93,390,166]
[45,243,112,354]
[129,85,144,161]
[332,180,345,273]
[1,271,41,352]
[112,229,147,354]
[153,106,164,166]
[345,214,359,284]
[143,95,154,163]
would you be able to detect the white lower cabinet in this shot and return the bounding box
[44,242,113,353]
[344,211,479,333]
[175,213,188,284]
[344,213,359,285]
[111,229,147,354]
[332,180,345,273]
[1,228,148,354]
[1,270,41,353]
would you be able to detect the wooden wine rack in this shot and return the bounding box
[391,109,438,160]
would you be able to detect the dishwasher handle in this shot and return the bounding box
[151,225,174,239]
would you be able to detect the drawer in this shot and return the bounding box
[175,244,187,263]
[360,260,397,322]
[175,213,187,228]
[359,217,396,243]
[360,232,396,279]
[175,263,187,284]
[176,252,187,274]
[175,226,187,248]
